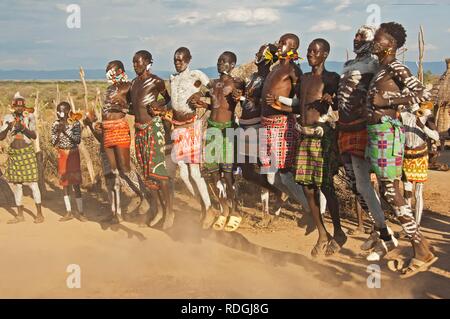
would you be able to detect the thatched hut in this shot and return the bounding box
[435,58,450,144]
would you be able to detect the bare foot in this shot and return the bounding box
[7,216,25,224]
[149,211,163,227]
[77,214,88,222]
[59,213,74,222]
[347,226,365,236]
[325,231,347,256]
[311,240,328,258]
[201,209,216,229]
[162,211,175,230]
[34,215,45,224]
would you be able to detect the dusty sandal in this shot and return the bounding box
[387,258,404,272]
[399,256,438,279]
[213,215,227,231]
[224,216,242,232]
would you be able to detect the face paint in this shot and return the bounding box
[106,68,128,84]
[57,111,66,119]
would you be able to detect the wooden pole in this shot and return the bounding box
[77,67,97,185]
[79,67,89,110]
[34,91,46,194]
[418,26,425,83]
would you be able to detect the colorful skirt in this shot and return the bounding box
[295,125,334,189]
[135,117,169,189]
[58,148,82,187]
[103,118,131,149]
[367,117,405,181]
[260,115,298,169]
[338,120,368,159]
[172,117,203,164]
[403,144,428,183]
[4,144,38,183]
[203,118,234,174]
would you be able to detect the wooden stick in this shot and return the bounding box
[34,91,41,153]
[418,26,425,83]
[79,66,89,110]
[34,91,47,194]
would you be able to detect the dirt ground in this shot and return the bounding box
[0,152,449,299]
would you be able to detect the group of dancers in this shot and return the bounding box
[0,21,440,278]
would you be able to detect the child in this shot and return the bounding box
[51,102,87,222]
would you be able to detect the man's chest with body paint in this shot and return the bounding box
[131,77,163,107]
[171,73,203,112]
[211,79,234,108]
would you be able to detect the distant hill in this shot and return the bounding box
[0,61,447,80]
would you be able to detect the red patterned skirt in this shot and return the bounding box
[260,115,298,169]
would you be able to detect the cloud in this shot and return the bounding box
[309,20,351,32]
[55,3,68,11]
[172,11,209,25]
[173,7,280,26]
[325,0,351,12]
[217,8,280,26]
[35,39,54,44]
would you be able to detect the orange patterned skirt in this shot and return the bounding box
[103,118,131,149]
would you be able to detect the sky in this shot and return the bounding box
[0,0,449,72]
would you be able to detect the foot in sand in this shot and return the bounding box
[325,231,347,256]
[162,211,175,230]
[7,216,25,224]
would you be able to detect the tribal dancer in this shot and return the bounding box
[0,92,43,224]
[337,25,397,261]
[168,47,213,228]
[272,39,345,256]
[232,43,285,225]
[261,33,310,213]
[401,101,439,225]
[368,22,437,277]
[192,51,243,232]
[129,50,174,229]
[51,102,87,222]
[101,60,144,223]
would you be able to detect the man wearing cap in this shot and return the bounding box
[0,92,44,224]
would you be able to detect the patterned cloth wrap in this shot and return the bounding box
[171,116,203,164]
[338,119,368,159]
[102,118,131,149]
[134,117,169,190]
[367,116,405,181]
[58,148,82,187]
[4,144,38,183]
[203,118,234,174]
[259,115,298,169]
[295,124,336,189]
[403,144,428,183]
